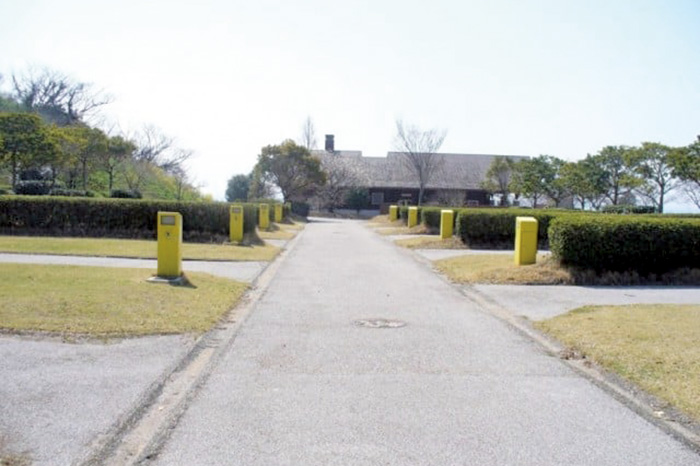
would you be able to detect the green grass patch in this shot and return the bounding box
[0,236,279,261]
[536,304,700,420]
[0,264,248,336]
[435,253,572,285]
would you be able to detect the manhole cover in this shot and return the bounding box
[354,318,406,329]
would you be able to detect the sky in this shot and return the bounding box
[1,0,699,208]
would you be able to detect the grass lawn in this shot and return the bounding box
[536,304,700,420]
[258,221,305,240]
[435,253,571,285]
[0,236,279,261]
[0,263,247,336]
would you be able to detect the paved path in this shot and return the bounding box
[0,253,268,282]
[148,219,699,465]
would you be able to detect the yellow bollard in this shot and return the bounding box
[230,204,244,243]
[274,204,283,223]
[259,204,270,230]
[156,211,182,278]
[514,216,538,266]
[408,206,418,228]
[440,210,454,239]
[389,205,398,221]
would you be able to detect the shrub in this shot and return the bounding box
[110,189,142,199]
[549,216,700,274]
[602,205,656,214]
[420,207,442,230]
[455,209,571,249]
[50,188,95,197]
[0,188,14,195]
[291,201,310,217]
[14,180,53,196]
[398,206,422,225]
[0,196,266,242]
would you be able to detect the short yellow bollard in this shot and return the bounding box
[389,205,398,221]
[514,216,538,266]
[157,211,182,278]
[259,204,270,230]
[230,204,244,243]
[408,206,418,228]
[274,204,283,223]
[440,210,454,239]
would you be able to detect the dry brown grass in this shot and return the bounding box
[435,253,572,285]
[0,236,279,261]
[536,304,700,421]
[395,236,466,249]
[0,435,31,466]
[0,264,247,336]
[375,224,430,236]
[434,253,700,286]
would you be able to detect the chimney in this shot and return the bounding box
[325,134,335,152]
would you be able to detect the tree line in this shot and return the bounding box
[226,117,699,214]
[0,68,203,200]
[483,140,700,212]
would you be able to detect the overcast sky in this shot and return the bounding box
[1,0,699,208]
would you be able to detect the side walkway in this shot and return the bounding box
[149,218,699,465]
[0,250,274,465]
[0,253,267,282]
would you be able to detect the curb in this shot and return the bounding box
[77,229,306,466]
[387,232,700,456]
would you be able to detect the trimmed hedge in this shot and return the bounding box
[455,209,575,249]
[14,180,53,196]
[49,188,96,197]
[601,205,656,214]
[549,216,700,273]
[0,196,274,242]
[420,206,460,232]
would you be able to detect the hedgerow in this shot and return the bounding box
[455,209,576,248]
[0,196,280,242]
[549,216,700,273]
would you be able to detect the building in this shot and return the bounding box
[313,134,528,211]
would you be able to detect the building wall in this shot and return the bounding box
[369,187,491,209]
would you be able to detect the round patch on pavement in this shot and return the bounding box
[354,318,406,329]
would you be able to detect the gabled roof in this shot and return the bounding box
[314,150,528,190]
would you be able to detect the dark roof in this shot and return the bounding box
[314,150,528,190]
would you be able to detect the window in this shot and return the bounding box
[371,192,385,205]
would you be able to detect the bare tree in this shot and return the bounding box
[683,182,700,209]
[299,116,317,150]
[394,119,447,205]
[11,67,112,126]
[131,125,192,173]
[316,153,368,211]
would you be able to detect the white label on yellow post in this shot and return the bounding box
[440,210,454,239]
[259,204,270,230]
[408,206,418,227]
[514,216,538,266]
[157,211,183,278]
[230,204,244,243]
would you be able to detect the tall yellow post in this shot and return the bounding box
[440,210,454,239]
[259,204,270,230]
[230,204,244,243]
[514,216,538,266]
[157,211,182,278]
[408,206,418,228]
[274,204,283,223]
[389,205,398,221]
